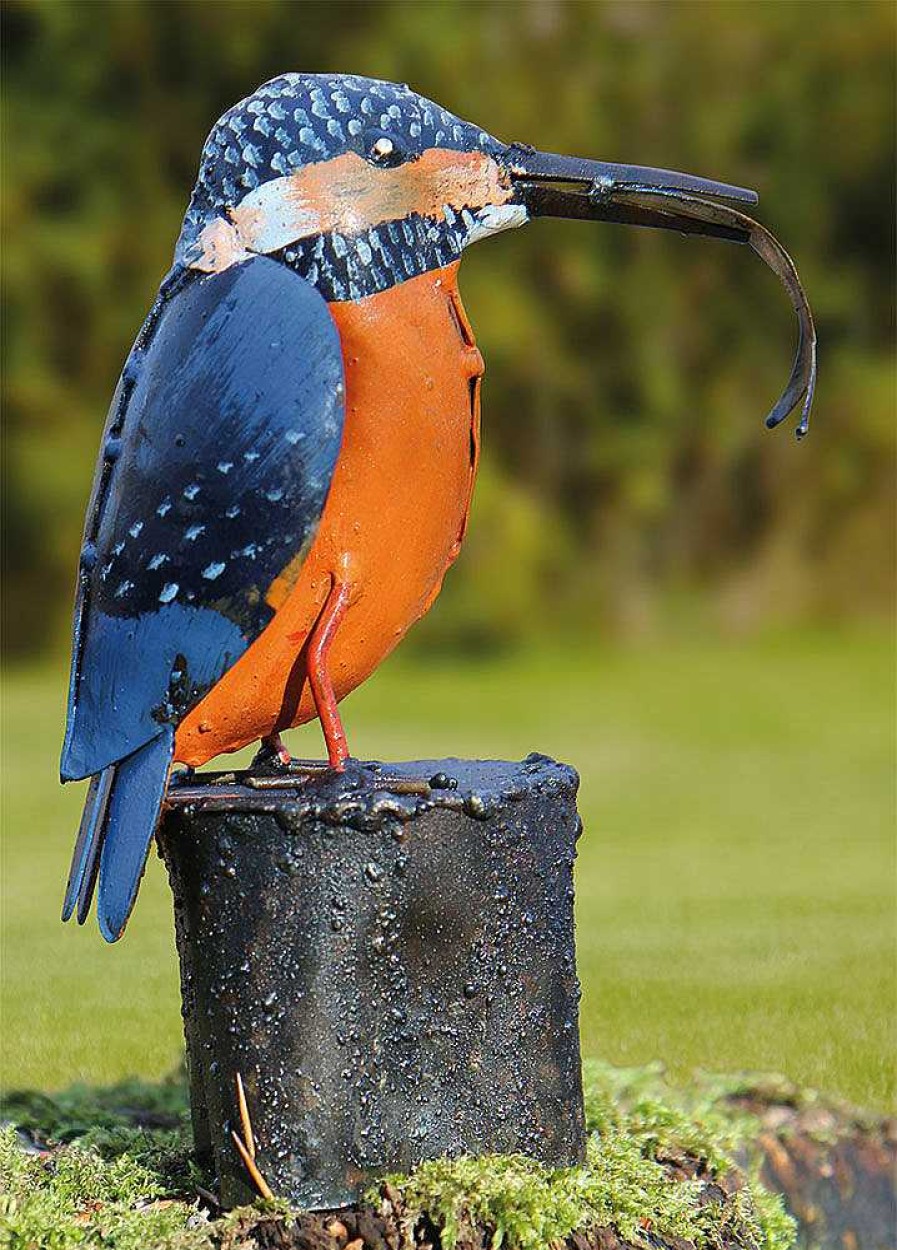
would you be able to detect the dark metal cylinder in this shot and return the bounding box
[158,754,585,1209]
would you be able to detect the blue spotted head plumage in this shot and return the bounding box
[175,73,524,303]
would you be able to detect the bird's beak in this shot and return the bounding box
[501,143,816,438]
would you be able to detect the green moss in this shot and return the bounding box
[377,1061,794,1250]
[0,1126,208,1249]
[382,1139,699,1250]
[582,1059,755,1170]
[0,1064,798,1250]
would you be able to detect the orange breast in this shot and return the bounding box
[175,261,482,767]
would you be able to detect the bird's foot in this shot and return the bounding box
[243,756,436,797]
[252,733,293,770]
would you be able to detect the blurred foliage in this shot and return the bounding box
[2,0,894,657]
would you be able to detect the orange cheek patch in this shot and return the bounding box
[282,149,515,235]
[195,150,513,265]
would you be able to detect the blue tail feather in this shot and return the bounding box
[76,766,115,925]
[95,728,175,943]
[62,768,114,923]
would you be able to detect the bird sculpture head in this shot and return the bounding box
[176,72,814,434]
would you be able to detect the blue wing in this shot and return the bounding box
[59,256,344,940]
[61,256,345,782]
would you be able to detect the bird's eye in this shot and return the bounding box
[365,130,405,168]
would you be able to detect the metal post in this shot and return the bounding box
[158,754,585,1208]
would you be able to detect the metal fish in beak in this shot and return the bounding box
[502,144,817,438]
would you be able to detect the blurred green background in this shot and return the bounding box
[1,0,894,1109]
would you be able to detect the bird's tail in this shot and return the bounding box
[61,727,175,942]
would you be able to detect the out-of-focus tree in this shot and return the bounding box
[2,0,894,657]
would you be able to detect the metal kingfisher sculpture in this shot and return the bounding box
[60,72,816,942]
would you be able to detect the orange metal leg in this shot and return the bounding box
[307,578,352,769]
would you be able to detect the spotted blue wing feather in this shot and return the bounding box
[61,256,344,781]
[60,256,344,940]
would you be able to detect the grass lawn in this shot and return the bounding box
[1,627,893,1109]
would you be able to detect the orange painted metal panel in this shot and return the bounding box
[175,261,482,766]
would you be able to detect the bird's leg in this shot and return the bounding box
[258,732,292,767]
[307,577,352,770]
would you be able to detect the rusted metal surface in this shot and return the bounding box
[158,754,585,1208]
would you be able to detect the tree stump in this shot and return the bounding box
[158,754,585,1208]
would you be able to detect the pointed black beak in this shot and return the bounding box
[502,144,816,438]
